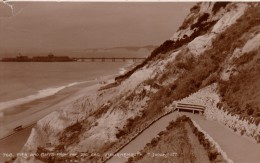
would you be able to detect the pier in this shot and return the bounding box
[0,55,146,62]
[72,57,146,62]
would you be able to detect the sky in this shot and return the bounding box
[0,2,194,55]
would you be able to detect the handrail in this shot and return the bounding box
[177,103,206,108]
[177,106,205,111]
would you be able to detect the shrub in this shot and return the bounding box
[65,121,82,132]
[59,121,83,146]
[255,111,260,117]
[232,85,240,93]
[187,117,222,162]
[234,50,257,66]
[115,11,218,84]
[158,130,167,136]
[255,135,260,143]
[93,103,111,119]
[190,4,200,12]
[114,40,175,83]
[191,13,210,30]
[247,108,254,116]
[116,129,127,139]
[144,78,154,86]
[240,129,245,136]
[209,151,219,161]
[176,61,189,70]
[217,102,223,109]
[212,2,230,14]
[151,40,175,56]
[150,137,159,147]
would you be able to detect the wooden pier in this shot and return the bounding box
[0,56,147,62]
[72,57,146,62]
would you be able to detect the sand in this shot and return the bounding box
[0,75,115,162]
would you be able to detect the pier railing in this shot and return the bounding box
[72,57,146,62]
[0,56,146,62]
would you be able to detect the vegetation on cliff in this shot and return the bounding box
[127,116,225,163]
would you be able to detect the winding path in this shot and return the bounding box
[187,113,260,163]
[106,112,181,163]
[106,112,260,163]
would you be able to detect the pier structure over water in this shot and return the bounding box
[72,57,146,62]
[0,55,146,62]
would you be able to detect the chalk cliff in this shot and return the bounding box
[14,2,260,163]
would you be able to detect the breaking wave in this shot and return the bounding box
[0,82,81,112]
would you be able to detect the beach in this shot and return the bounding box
[0,74,116,162]
[0,60,138,162]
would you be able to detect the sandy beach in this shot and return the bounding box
[0,74,115,162]
[0,59,139,162]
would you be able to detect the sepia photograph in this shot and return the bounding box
[0,0,260,163]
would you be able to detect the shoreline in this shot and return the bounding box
[0,61,136,162]
[0,60,135,138]
[0,74,116,138]
[1,75,113,117]
[0,60,135,113]
[0,75,114,113]
[0,75,112,162]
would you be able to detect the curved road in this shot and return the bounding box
[107,112,260,163]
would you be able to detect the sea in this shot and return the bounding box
[0,62,128,112]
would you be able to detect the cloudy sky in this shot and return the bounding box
[0,2,194,55]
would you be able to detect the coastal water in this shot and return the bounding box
[0,62,127,111]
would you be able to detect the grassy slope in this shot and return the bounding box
[116,5,260,162]
[217,5,260,120]
[146,3,260,121]
[30,3,260,163]
[127,116,224,163]
[219,55,260,119]
[94,3,260,162]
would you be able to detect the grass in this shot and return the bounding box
[187,118,222,162]
[35,121,85,163]
[234,50,258,65]
[113,3,218,86]
[116,116,139,139]
[107,4,260,160]
[127,116,224,163]
[142,4,260,130]
[127,116,196,163]
[218,55,260,118]
[112,5,260,153]
[215,5,260,119]
[35,4,260,163]
[58,121,83,146]
[162,4,259,116]
[34,101,115,163]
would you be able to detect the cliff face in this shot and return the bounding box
[15,2,260,163]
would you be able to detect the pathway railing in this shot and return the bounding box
[176,102,205,114]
